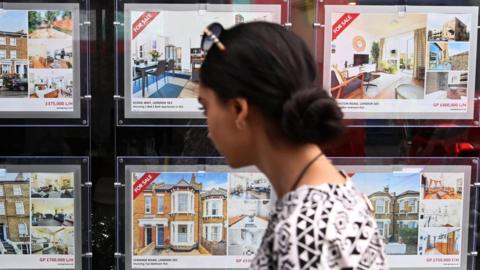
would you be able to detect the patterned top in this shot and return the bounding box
[249,180,388,270]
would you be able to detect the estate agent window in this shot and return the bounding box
[15,201,25,215]
[13,185,22,196]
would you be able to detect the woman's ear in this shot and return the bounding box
[233,97,249,130]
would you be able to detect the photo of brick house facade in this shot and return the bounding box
[133,172,227,256]
[0,173,31,254]
[0,11,29,97]
[353,172,420,255]
[0,31,28,76]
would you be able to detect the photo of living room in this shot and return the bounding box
[28,39,73,69]
[130,5,280,99]
[28,10,73,39]
[418,227,461,255]
[229,173,271,200]
[419,200,462,228]
[330,13,427,99]
[31,227,74,255]
[427,14,471,42]
[28,69,73,98]
[428,42,469,71]
[425,71,468,100]
[31,173,74,198]
[31,199,74,226]
[421,173,463,200]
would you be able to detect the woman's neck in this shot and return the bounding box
[254,141,345,199]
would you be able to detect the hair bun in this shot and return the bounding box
[281,87,345,146]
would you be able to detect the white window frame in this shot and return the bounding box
[144,194,152,214]
[0,37,5,45]
[13,185,22,196]
[0,50,6,60]
[204,199,223,218]
[408,198,418,213]
[157,194,164,214]
[170,221,194,246]
[15,201,25,215]
[9,38,16,46]
[171,191,194,214]
[10,50,16,59]
[203,223,223,241]
[375,198,385,214]
[18,223,28,237]
[0,186,3,196]
[0,202,5,215]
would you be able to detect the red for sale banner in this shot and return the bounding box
[133,172,160,199]
[132,11,160,40]
[332,13,359,41]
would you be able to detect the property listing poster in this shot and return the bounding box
[0,171,76,269]
[348,167,469,269]
[0,8,76,113]
[324,6,479,120]
[125,3,283,118]
[130,171,272,268]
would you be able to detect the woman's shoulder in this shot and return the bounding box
[270,181,388,269]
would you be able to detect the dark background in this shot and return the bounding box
[0,0,478,269]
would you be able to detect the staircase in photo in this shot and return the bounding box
[1,240,17,254]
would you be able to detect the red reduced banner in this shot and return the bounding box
[133,172,160,199]
[332,13,359,41]
[132,12,160,40]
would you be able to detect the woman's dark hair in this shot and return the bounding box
[200,21,344,146]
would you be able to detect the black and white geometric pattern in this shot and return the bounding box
[249,181,388,270]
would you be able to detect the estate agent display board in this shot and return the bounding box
[323,5,479,122]
[0,3,83,121]
[117,157,477,270]
[120,2,287,122]
[0,157,89,269]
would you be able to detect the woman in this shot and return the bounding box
[198,22,387,269]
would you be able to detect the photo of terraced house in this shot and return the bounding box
[427,14,471,42]
[352,172,420,255]
[0,10,29,98]
[0,172,31,254]
[132,172,228,256]
[422,173,463,200]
